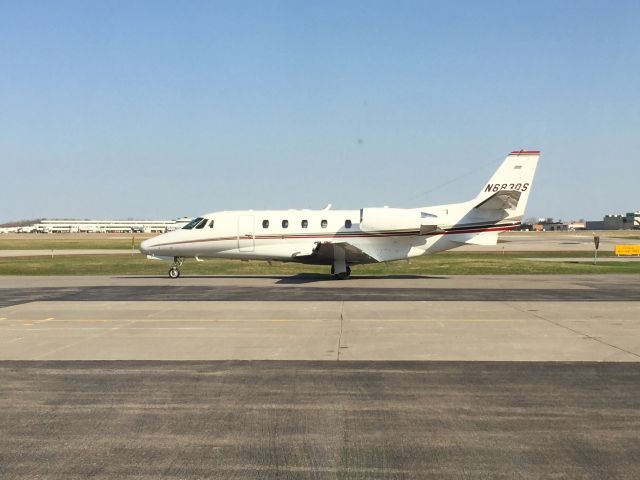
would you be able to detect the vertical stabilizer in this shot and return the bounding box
[474,150,540,219]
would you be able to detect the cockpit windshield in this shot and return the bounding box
[182,217,205,230]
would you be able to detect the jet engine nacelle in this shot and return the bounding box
[359,208,421,232]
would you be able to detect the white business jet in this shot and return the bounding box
[140,150,540,279]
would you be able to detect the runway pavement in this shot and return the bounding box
[1,275,639,361]
[1,274,639,478]
[2,361,639,479]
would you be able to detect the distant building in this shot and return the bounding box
[515,223,534,231]
[533,219,568,231]
[0,218,193,234]
[586,211,639,230]
[585,220,605,230]
[626,211,640,229]
[567,221,586,230]
[604,214,625,230]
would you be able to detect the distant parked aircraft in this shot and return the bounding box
[140,150,540,278]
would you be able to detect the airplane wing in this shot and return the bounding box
[294,240,382,264]
[474,190,521,211]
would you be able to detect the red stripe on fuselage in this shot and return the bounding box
[149,223,519,249]
[509,150,540,155]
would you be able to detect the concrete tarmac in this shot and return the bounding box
[1,274,639,478]
[1,275,639,361]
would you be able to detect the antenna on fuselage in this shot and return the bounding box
[323,203,332,210]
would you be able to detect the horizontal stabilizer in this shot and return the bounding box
[450,232,499,246]
[475,190,521,211]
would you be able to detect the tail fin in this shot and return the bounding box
[473,150,540,220]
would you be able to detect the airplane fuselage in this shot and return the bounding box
[141,207,519,263]
[140,150,540,278]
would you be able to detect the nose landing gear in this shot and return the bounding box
[168,257,184,279]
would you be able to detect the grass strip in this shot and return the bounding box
[0,252,639,276]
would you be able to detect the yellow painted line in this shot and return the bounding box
[39,317,55,323]
[0,317,7,321]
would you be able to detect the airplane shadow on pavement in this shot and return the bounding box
[120,274,446,284]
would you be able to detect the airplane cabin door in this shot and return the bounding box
[237,215,255,252]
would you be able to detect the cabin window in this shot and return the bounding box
[321,219,328,228]
[301,220,308,228]
[345,219,352,229]
[208,220,214,228]
[182,217,203,230]
[262,220,269,229]
[195,218,208,229]
[282,220,289,228]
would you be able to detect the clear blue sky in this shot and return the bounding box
[1,0,639,222]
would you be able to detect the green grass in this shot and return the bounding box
[0,252,639,276]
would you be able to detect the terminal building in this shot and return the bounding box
[1,218,191,234]
[523,211,639,232]
[606,212,640,230]
[586,212,639,230]
[36,218,192,233]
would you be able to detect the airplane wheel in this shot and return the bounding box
[169,267,180,279]
[330,265,335,275]
[335,271,349,280]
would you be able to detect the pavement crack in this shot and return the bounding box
[337,301,344,361]
[506,302,640,360]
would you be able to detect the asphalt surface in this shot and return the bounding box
[1,275,639,477]
[1,361,639,480]
[1,274,639,307]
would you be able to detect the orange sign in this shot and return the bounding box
[614,245,640,256]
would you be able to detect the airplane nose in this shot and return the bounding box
[139,239,153,255]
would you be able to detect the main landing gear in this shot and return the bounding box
[331,261,351,280]
[168,257,184,279]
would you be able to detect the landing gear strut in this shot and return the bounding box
[331,261,351,280]
[168,257,184,279]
